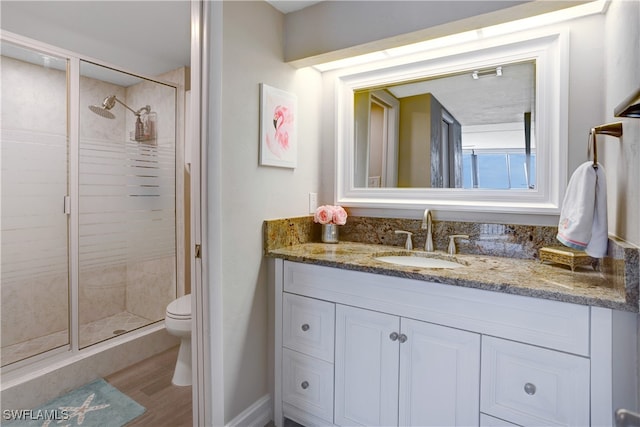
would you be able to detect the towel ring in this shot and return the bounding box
[588,122,623,169]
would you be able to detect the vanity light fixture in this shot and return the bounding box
[472,66,502,80]
[614,87,640,118]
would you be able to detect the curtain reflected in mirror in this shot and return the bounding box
[354,60,536,190]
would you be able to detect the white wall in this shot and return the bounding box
[220,1,322,421]
[602,2,640,395]
[603,0,640,248]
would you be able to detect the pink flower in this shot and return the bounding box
[314,205,348,225]
[332,206,348,225]
[314,205,333,224]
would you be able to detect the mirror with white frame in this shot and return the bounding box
[335,30,568,214]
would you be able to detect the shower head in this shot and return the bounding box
[88,95,151,119]
[88,95,116,119]
[88,104,116,119]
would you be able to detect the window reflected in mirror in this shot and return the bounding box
[354,60,536,190]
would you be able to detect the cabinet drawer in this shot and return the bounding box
[283,293,335,362]
[282,348,334,423]
[481,337,589,427]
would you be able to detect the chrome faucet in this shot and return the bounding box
[421,209,434,252]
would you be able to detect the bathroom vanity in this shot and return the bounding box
[268,241,638,427]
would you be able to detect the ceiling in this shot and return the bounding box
[385,61,535,126]
[0,1,191,79]
[267,0,323,14]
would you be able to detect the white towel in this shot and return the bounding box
[557,161,608,258]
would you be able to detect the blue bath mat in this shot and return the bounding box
[4,378,145,426]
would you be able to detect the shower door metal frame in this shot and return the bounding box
[77,57,179,350]
[0,30,179,378]
[69,54,81,355]
[0,34,74,369]
[73,55,180,353]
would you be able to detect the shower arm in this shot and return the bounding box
[113,97,150,117]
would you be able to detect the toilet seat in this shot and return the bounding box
[166,294,191,319]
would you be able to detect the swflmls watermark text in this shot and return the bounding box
[2,409,70,421]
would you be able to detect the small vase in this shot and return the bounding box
[321,224,339,243]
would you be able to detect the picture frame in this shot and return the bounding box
[259,83,297,168]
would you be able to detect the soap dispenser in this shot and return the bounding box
[135,115,144,141]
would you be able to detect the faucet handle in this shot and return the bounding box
[447,234,469,255]
[395,230,413,250]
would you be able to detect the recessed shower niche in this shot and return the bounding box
[1,40,178,366]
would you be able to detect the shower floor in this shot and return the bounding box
[1,311,154,366]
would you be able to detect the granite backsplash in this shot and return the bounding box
[337,217,558,260]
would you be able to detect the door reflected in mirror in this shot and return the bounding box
[354,60,536,190]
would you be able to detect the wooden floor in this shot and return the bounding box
[105,346,192,427]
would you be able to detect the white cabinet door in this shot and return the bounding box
[399,318,481,427]
[334,304,400,427]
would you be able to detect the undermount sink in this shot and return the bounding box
[375,254,465,269]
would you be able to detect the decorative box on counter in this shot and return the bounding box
[539,246,598,272]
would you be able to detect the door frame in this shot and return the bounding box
[370,91,400,188]
[190,1,224,425]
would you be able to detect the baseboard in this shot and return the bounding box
[226,394,272,427]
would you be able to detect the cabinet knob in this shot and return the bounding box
[389,332,399,341]
[398,334,408,343]
[524,382,536,395]
[301,381,309,390]
[301,323,310,332]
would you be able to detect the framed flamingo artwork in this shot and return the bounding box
[259,83,298,168]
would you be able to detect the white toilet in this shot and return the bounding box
[165,294,192,386]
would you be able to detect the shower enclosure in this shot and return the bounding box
[1,37,178,367]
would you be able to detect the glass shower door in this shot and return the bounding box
[1,42,70,366]
[78,61,176,348]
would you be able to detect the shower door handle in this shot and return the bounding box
[64,195,71,215]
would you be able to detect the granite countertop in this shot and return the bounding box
[267,242,638,312]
